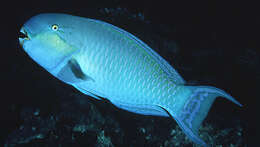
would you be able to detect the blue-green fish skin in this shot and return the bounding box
[19,13,242,146]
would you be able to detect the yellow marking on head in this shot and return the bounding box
[36,32,77,55]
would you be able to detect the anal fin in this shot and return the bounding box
[73,86,102,100]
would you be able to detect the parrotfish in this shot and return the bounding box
[18,13,242,146]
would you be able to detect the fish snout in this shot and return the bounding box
[18,27,30,46]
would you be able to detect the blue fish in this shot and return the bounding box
[19,13,242,146]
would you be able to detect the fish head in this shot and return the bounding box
[19,13,83,73]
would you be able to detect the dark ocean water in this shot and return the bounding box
[0,0,258,146]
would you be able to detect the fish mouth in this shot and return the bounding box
[19,27,30,40]
[18,27,30,46]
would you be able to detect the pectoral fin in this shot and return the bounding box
[57,58,94,84]
[68,58,88,80]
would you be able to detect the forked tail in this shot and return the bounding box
[162,86,242,146]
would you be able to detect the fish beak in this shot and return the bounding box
[18,27,30,46]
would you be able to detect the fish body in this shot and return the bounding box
[19,13,242,146]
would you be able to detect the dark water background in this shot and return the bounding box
[0,0,259,146]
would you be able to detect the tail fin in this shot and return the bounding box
[163,86,242,146]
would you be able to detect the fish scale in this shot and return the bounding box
[101,45,158,102]
[19,13,242,146]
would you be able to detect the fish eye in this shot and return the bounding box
[51,24,59,31]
